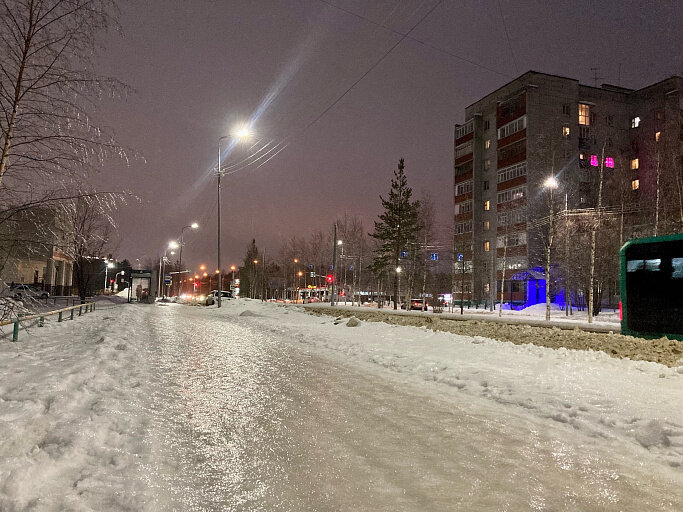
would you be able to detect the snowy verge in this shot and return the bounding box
[227,300,683,471]
[305,304,683,367]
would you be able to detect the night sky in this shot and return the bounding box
[93,0,682,270]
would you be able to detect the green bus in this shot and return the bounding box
[620,233,683,340]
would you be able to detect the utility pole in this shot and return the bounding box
[331,223,337,306]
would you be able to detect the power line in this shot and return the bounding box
[298,0,446,137]
[496,0,519,75]
[316,0,512,78]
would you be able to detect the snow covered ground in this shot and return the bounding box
[0,299,681,510]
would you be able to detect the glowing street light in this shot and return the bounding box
[179,222,199,266]
[217,127,251,308]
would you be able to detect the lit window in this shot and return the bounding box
[484,200,490,211]
[579,153,585,160]
[483,241,490,252]
[484,283,490,293]
[562,126,570,137]
[655,131,661,142]
[631,116,640,128]
[484,159,491,170]
[578,104,590,126]
[605,157,614,168]
[631,179,639,190]
[485,139,491,149]
[590,155,598,166]
[631,158,639,170]
[483,220,490,231]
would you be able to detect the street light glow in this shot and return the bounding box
[230,265,236,271]
[337,240,343,246]
[234,126,251,139]
[544,176,559,189]
[107,262,115,268]
[396,266,402,273]
[190,222,199,229]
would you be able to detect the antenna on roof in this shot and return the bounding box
[590,67,605,87]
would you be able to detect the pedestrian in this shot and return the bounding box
[135,284,142,302]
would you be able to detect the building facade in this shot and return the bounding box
[0,207,74,295]
[453,71,682,306]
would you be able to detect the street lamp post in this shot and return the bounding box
[216,129,250,308]
[543,175,559,322]
[104,260,114,292]
[179,222,199,267]
[160,241,178,298]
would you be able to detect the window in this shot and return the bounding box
[578,104,590,126]
[655,111,663,121]
[498,208,526,226]
[484,158,491,170]
[497,116,527,139]
[455,141,473,159]
[498,139,526,163]
[484,200,490,211]
[497,161,527,183]
[497,186,526,204]
[605,157,614,168]
[483,180,490,191]
[497,232,527,248]
[590,155,598,166]
[484,120,490,130]
[455,220,472,234]
[483,241,490,252]
[606,115,613,126]
[631,116,640,128]
[484,283,490,293]
[655,131,661,142]
[562,104,570,115]
[631,179,640,190]
[456,180,473,196]
[579,126,591,139]
[455,121,474,138]
[631,158,639,170]
[485,139,491,149]
[455,200,472,215]
[455,161,473,177]
[483,220,490,231]
[562,125,570,137]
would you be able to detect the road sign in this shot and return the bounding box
[457,253,463,261]
[164,273,171,285]
[430,253,438,261]
[400,250,408,258]
[308,264,313,269]
[349,265,354,271]
[310,272,316,278]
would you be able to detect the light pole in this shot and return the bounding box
[543,175,559,322]
[104,260,114,293]
[160,241,178,298]
[230,265,236,297]
[396,266,402,309]
[217,128,250,308]
[179,222,199,267]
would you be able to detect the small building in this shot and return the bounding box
[0,207,74,295]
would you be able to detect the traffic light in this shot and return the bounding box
[326,274,334,283]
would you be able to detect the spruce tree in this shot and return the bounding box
[370,158,421,309]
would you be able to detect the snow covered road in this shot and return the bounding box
[1,299,681,511]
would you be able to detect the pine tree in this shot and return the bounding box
[370,158,421,309]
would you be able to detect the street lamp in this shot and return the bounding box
[159,241,179,298]
[104,260,115,292]
[179,222,199,267]
[217,128,251,308]
[543,175,559,322]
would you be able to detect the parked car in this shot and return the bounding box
[409,298,428,310]
[205,289,232,305]
[11,284,49,300]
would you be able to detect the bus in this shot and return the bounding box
[620,233,683,340]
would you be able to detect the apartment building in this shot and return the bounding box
[453,71,682,305]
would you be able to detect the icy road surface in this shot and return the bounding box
[1,299,681,511]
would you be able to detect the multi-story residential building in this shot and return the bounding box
[453,71,682,306]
